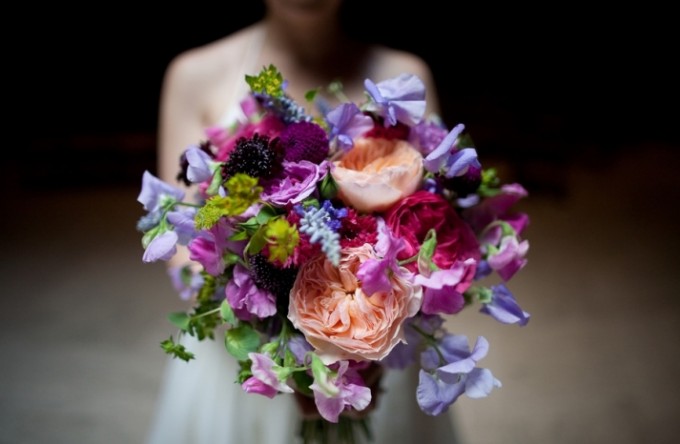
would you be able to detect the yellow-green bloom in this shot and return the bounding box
[265,218,299,263]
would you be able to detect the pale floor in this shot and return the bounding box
[1,144,678,444]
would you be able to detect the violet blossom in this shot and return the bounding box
[423,124,480,178]
[248,352,295,395]
[480,284,530,326]
[261,160,330,206]
[137,170,185,213]
[167,265,204,301]
[188,219,234,276]
[325,102,374,151]
[364,74,426,126]
[311,360,371,423]
[225,264,276,320]
[356,218,407,296]
[417,335,501,416]
[413,259,477,315]
[143,231,178,263]
[409,120,448,156]
[184,145,218,184]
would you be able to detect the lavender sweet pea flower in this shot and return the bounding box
[384,314,445,369]
[487,236,529,281]
[288,335,314,365]
[417,335,501,415]
[188,219,234,276]
[261,160,330,206]
[242,376,278,399]
[167,208,198,245]
[311,361,372,423]
[137,170,185,212]
[364,74,426,126]
[480,284,530,326]
[356,222,406,296]
[185,145,216,183]
[226,264,276,320]
[423,124,481,178]
[326,103,374,151]
[413,259,476,315]
[142,231,178,263]
[463,183,529,232]
[409,120,449,156]
[248,352,295,394]
[167,265,204,301]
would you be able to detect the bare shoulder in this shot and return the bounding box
[162,23,261,93]
[367,45,435,84]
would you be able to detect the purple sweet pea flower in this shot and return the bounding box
[167,265,204,301]
[261,160,330,206]
[326,103,374,151]
[356,222,406,296]
[248,352,295,395]
[288,335,314,365]
[166,208,198,245]
[225,264,276,320]
[487,235,529,281]
[463,183,529,232]
[383,314,445,369]
[185,145,216,183]
[242,376,278,398]
[311,361,372,423]
[137,170,185,212]
[423,124,481,178]
[364,74,426,126]
[188,219,234,276]
[409,120,449,156]
[142,231,178,263]
[413,259,476,315]
[480,284,530,326]
[417,335,501,415]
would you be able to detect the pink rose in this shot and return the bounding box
[385,190,481,275]
[288,245,422,364]
[331,137,423,213]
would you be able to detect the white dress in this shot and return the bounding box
[145,28,460,444]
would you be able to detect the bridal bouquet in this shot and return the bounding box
[137,65,530,443]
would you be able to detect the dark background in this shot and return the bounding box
[14,4,678,195]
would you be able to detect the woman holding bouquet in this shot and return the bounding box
[146,0,457,443]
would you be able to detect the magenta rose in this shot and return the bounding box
[384,190,481,273]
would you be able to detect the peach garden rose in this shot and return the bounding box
[288,244,422,364]
[331,137,424,213]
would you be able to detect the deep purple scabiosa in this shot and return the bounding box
[279,121,329,164]
[223,134,283,180]
[248,253,298,301]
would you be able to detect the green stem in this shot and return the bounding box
[191,307,221,320]
[398,254,419,266]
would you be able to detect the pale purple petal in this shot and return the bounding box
[423,124,465,173]
[437,336,488,380]
[416,370,465,416]
[357,258,391,295]
[463,183,529,232]
[443,148,481,178]
[314,393,346,423]
[464,368,502,399]
[143,231,178,263]
[409,120,448,155]
[168,265,204,301]
[480,284,530,326]
[242,376,278,398]
[167,208,198,245]
[226,265,277,320]
[344,383,371,411]
[364,74,426,126]
[261,160,329,206]
[421,287,464,315]
[245,285,277,318]
[326,103,374,151]
[138,170,185,212]
[249,352,294,394]
[288,335,313,365]
[185,145,214,183]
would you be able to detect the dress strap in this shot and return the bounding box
[217,25,267,127]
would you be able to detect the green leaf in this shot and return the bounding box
[225,324,261,361]
[304,88,319,102]
[246,226,268,256]
[256,204,278,225]
[160,337,195,362]
[205,168,223,196]
[319,173,339,200]
[168,312,190,331]
[417,229,439,273]
[292,369,314,397]
[220,300,237,325]
[229,230,249,241]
